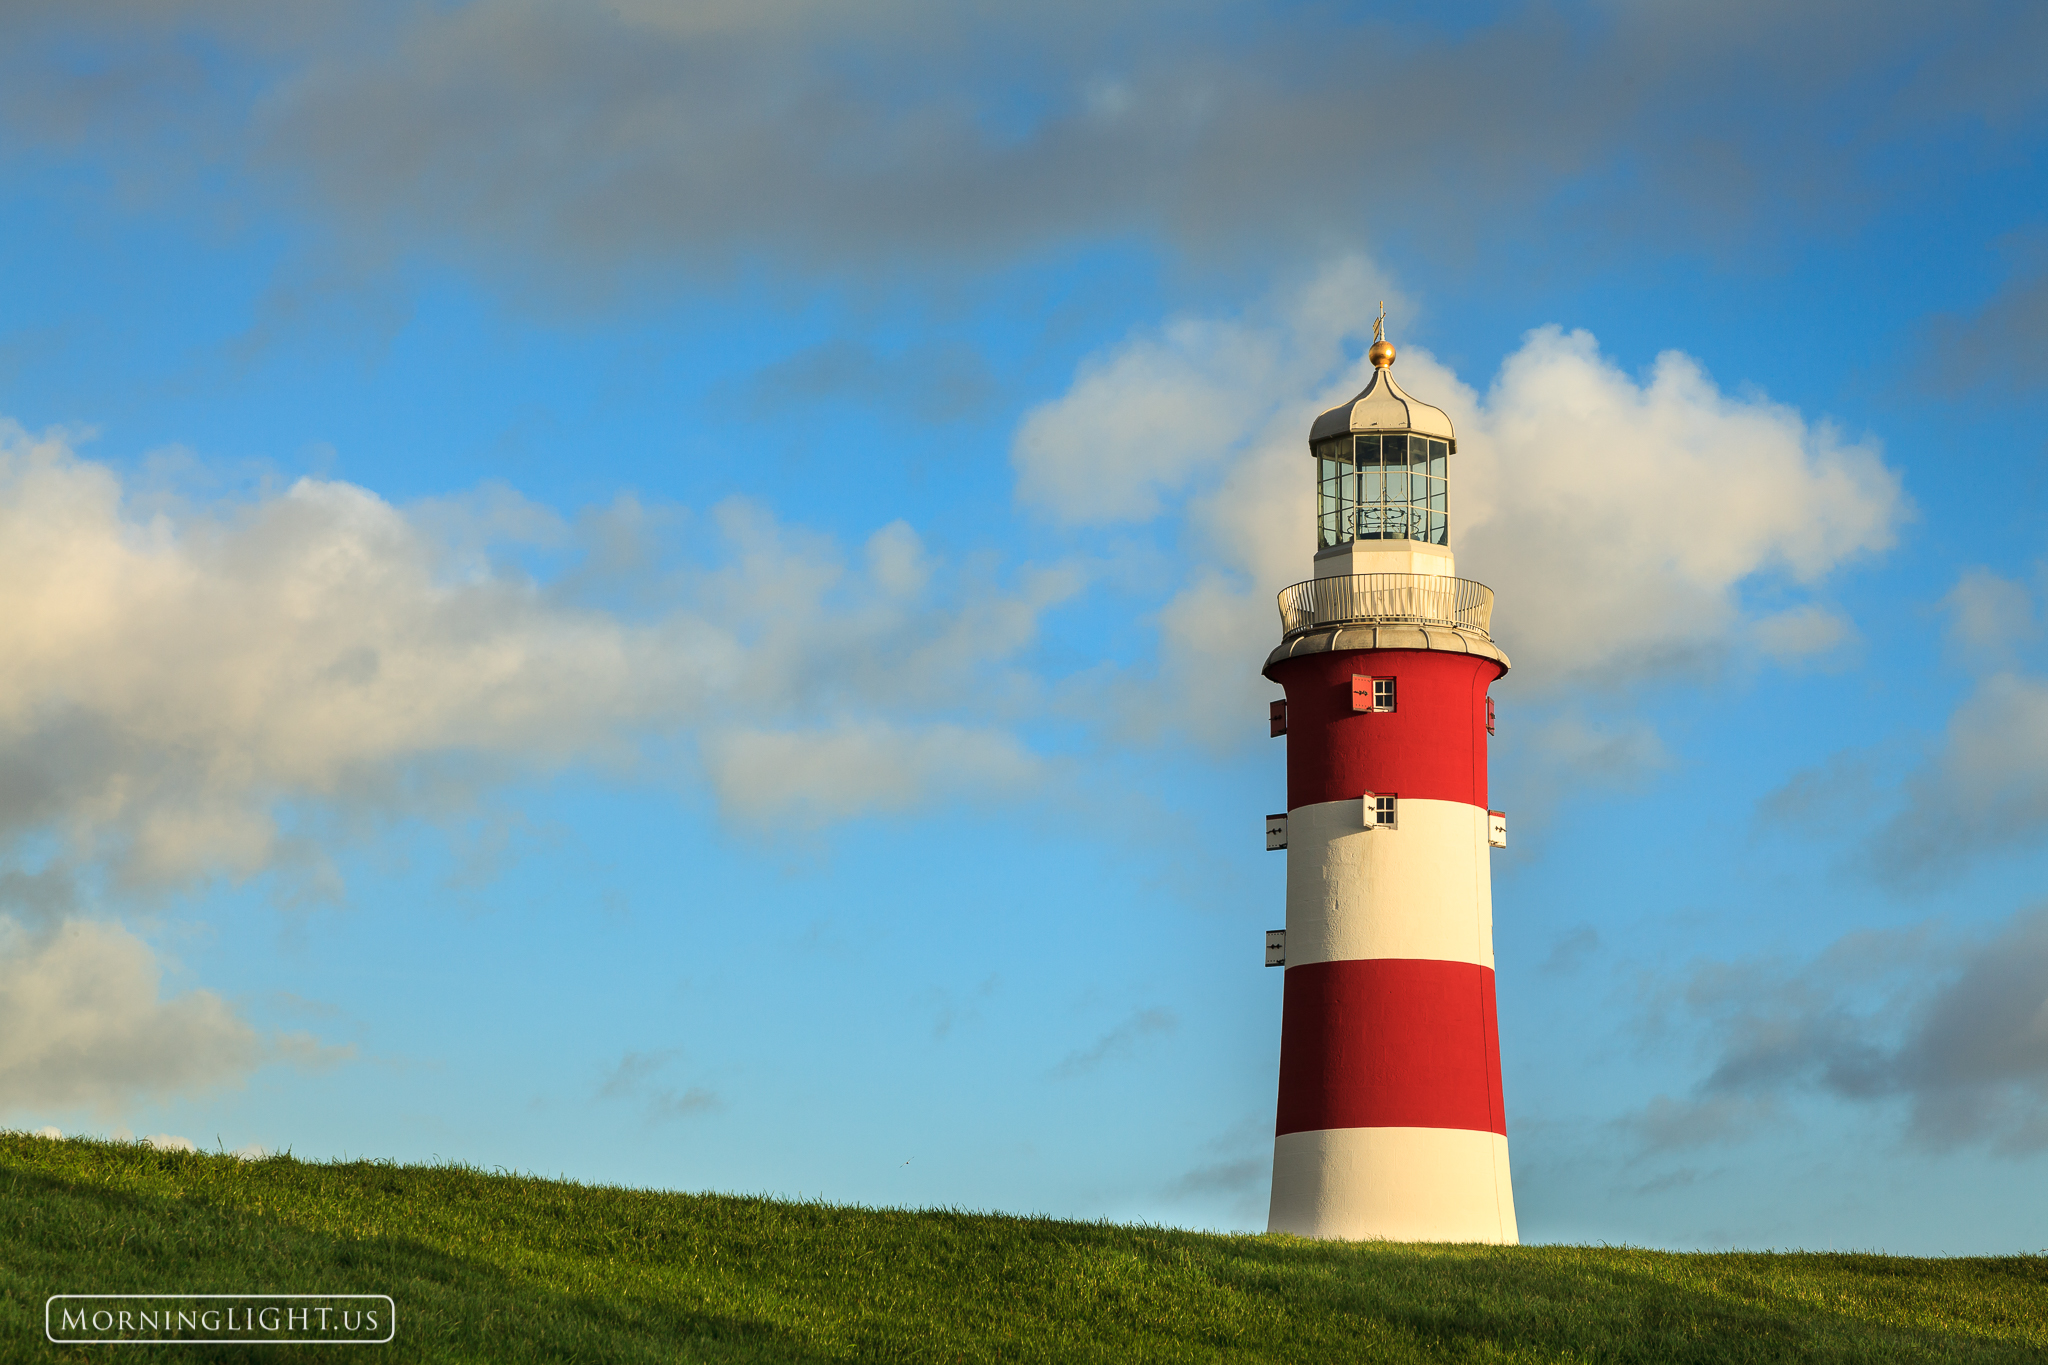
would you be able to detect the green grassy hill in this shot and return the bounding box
[2,1132,2044,1363]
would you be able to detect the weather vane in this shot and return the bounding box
[1368,301,1395,367]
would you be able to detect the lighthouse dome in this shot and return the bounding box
[1308,365,1455,443]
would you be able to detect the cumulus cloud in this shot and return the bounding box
[0,421,1076,895]
[1014,271,1904,748]
[0,916,334,1117]
[1625,906,2048,1154]
[0,415,1083,1119]
[1450,329,1900,685]
[1014,266,1386,522]
[0,421,699,889]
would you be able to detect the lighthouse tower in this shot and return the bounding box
[1263,312,1516,1243]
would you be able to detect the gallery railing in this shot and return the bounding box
[1275,573,1495,640]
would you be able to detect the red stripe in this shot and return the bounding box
[1271,649,1500,810]
[1275,958,1506,1137]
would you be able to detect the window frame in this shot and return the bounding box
[1321,431,1452,548]
[1351,674,1397,713]
[1365,792,1398,829]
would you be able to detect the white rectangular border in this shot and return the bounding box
[46,1294,396,1345]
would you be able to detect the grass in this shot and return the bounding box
[2,1133,2045,1363]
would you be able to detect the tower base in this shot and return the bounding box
[1267,1126,1518,1243]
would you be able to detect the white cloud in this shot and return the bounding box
[1014,262,1391,524]
[0,422,1077,888]
[0,916,327,1117]
[1451,328,1901,686]
[143,1132,196,1152]
[1014,278,1905,748]
[0,416,1088,1119]
[0,422,707,888]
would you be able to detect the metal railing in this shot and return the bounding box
[1276,573,1495,640]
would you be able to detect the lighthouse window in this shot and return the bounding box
[1316,440,1351,549]
[1355,674,1396,711]
[1338,432,1450,545]
[1370,794,1398,828]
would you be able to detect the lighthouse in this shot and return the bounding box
[1263,312,1516,1243]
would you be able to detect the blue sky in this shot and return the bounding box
[1,1,2046,1254]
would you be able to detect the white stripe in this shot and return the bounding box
[1285,797,1495,968]
[1268,1127,1517,1243]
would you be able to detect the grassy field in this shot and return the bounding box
[2,1132,2044,1363]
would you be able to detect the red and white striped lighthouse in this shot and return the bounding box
[1262,314,1516,1243]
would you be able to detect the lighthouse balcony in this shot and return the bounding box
[1276,573,1495,641]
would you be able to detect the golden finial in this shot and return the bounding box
[1368,300,1395,368]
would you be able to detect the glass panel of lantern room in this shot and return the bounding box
[1382,435,1409,508]
[1410,435,1430,532]
[1428,439,1447,478]
[1353,434,1379,514]
[1317,454,1344,548]
[1346,434,1374,538]
[1339,443,1357,541]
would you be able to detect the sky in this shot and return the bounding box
[1,0,2046,1254]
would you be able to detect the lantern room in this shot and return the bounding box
[1307,315,1456,553]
